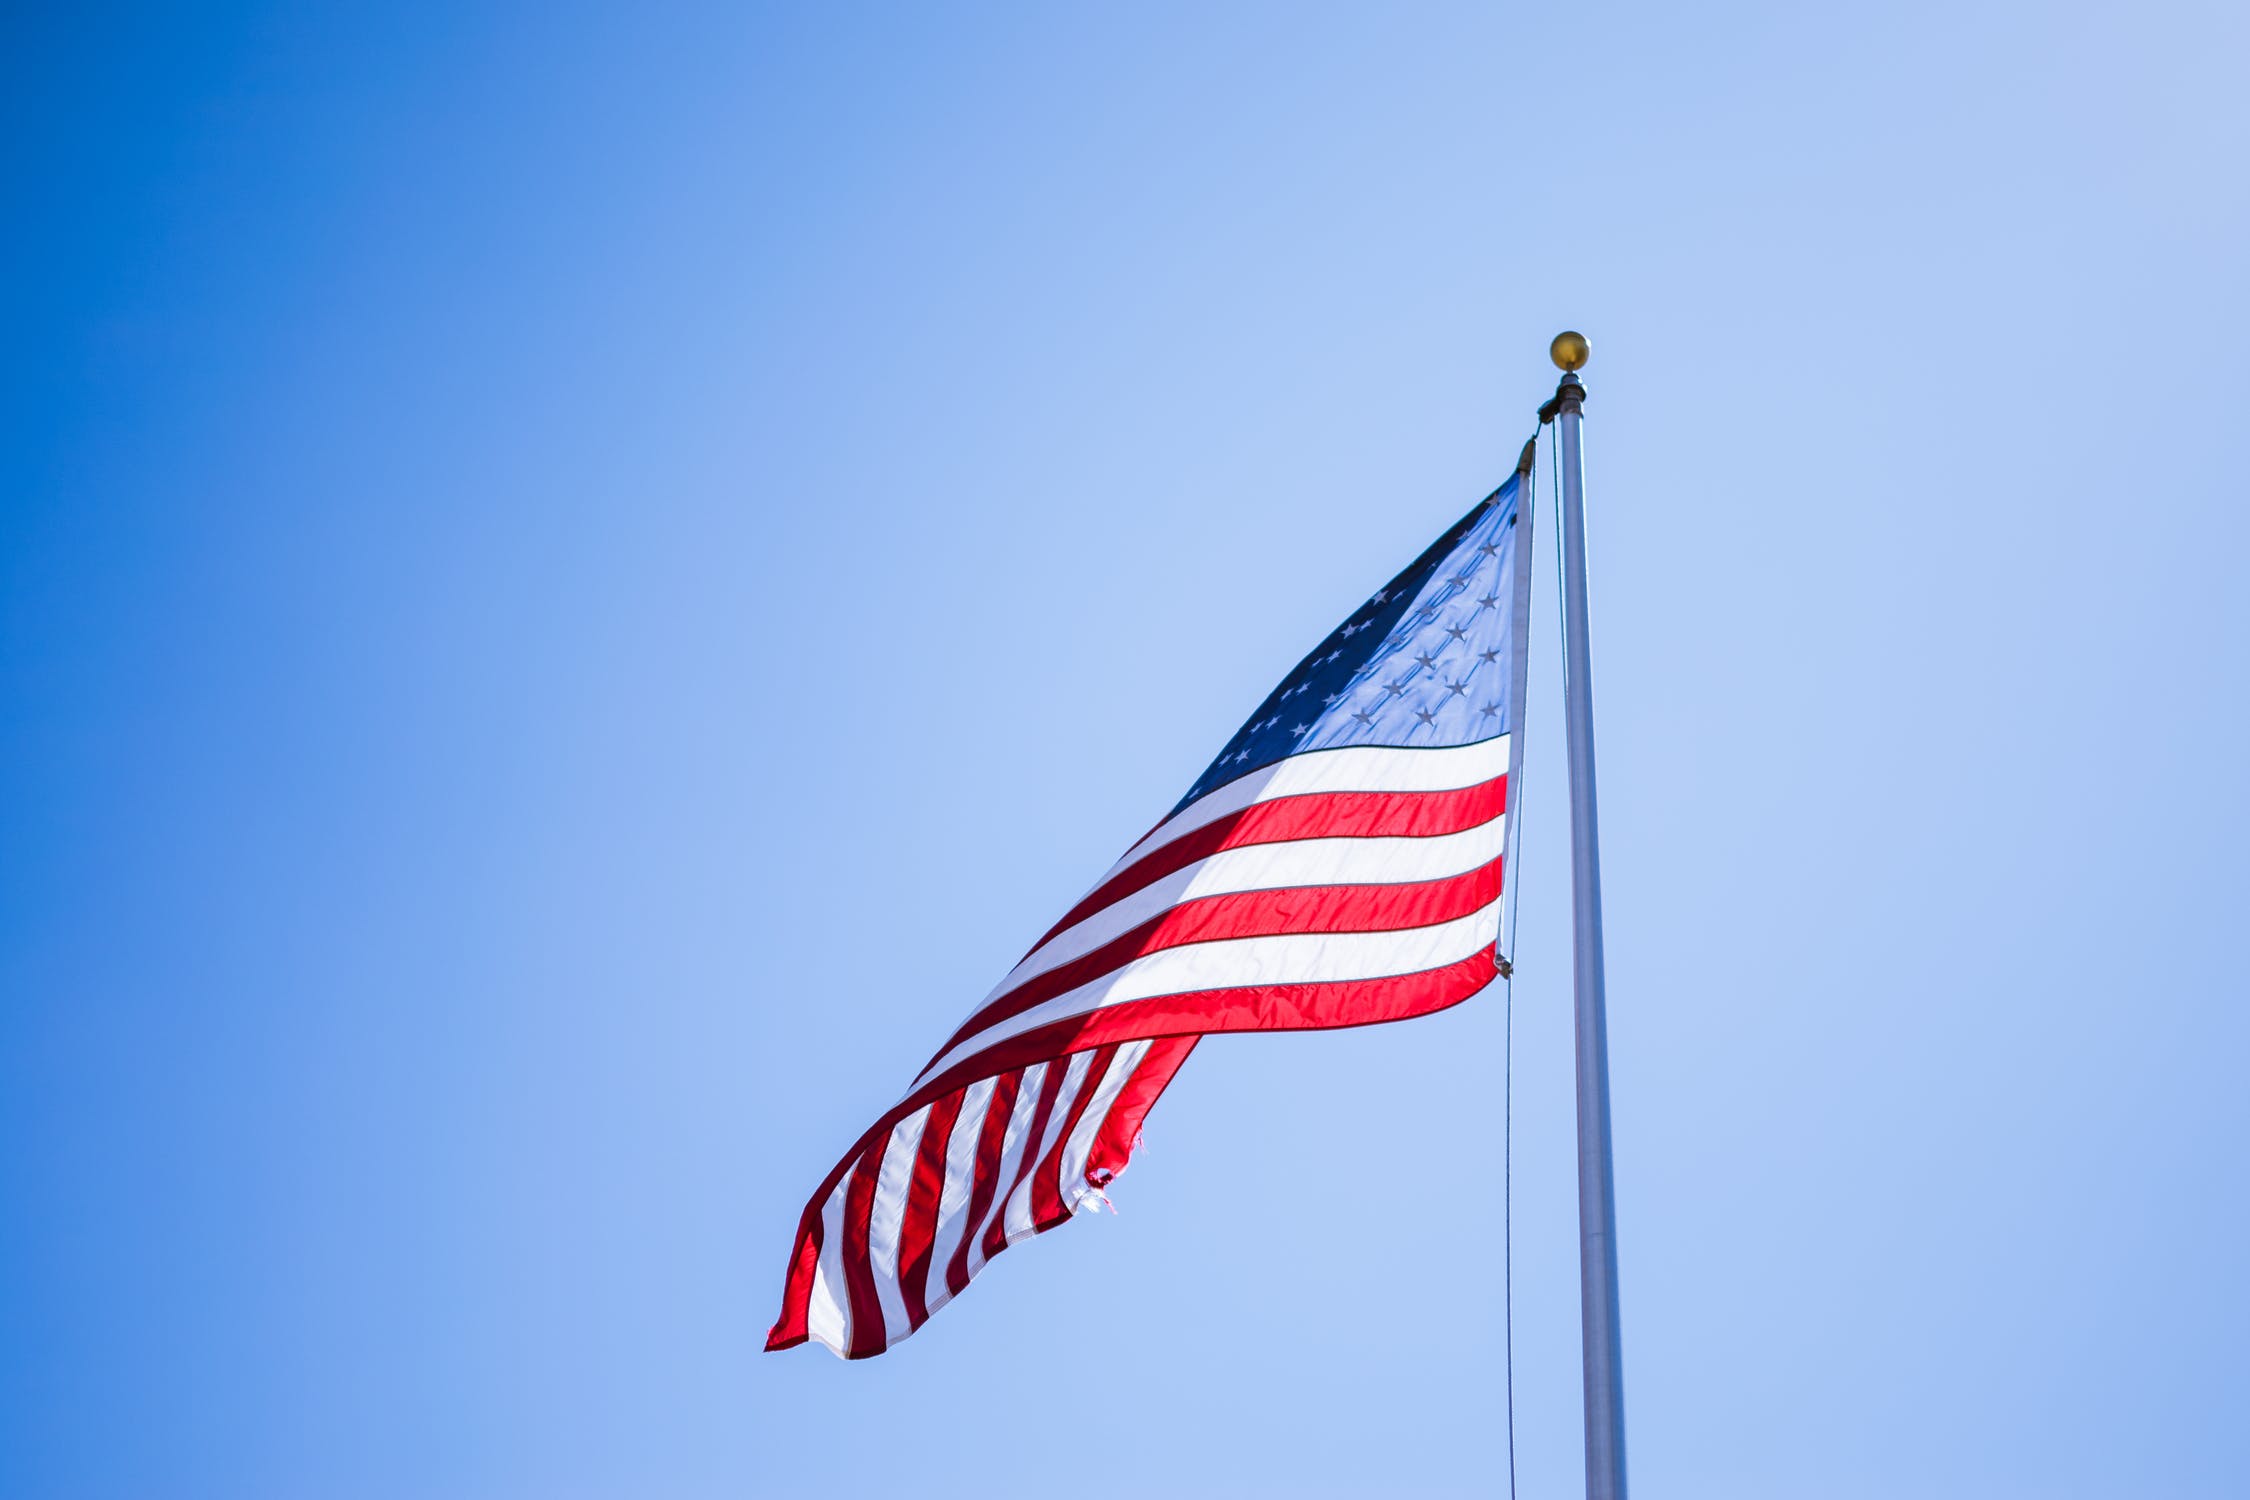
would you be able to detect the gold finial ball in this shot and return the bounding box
[1550,330,1590,372]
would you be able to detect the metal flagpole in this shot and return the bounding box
[1541,331,1628,1500]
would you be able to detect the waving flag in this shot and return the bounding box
[768,468,1538,1358]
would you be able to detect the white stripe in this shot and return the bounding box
[921,898,1501,1085]
[805,1167,856,1358]
[1106,736,1508,881]
[983,811,1507,1015]
[1057,1040,1149,1209]
[866,1106,930,1347]
[963,1063,1046,1281]
[921,1076,997,1318]
[1001,1051,1093,1245]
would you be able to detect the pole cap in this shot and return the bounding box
[1549,330,1590,372]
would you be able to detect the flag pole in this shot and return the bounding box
[1541,331,1628,1500]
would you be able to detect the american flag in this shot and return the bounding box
[767,470,1536,1358]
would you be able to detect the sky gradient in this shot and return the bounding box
[5,3,2248,1497]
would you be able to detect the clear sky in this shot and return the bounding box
[5,3,2247,1497]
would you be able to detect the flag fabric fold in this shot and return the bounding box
[768,472,1537,1358]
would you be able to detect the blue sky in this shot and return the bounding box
[4,3,2247,1496]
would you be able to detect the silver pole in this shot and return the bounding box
[1548,339,1628,1500]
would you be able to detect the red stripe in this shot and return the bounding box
[919,950,1497,1121]
[931,857,1503,1067]
[836,1153,886,1357]
[1087,1036,1199,1189]
[983,1059,1068,1261]
[1030,1045,1116,1227]
[766,952,1499,1354]
[944,1071,1021,1298]
[1036,776,1504,951]
[766,1201,826,1351]
[896,1089,965,1329]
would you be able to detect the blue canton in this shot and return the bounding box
[1176,476,1526,813]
